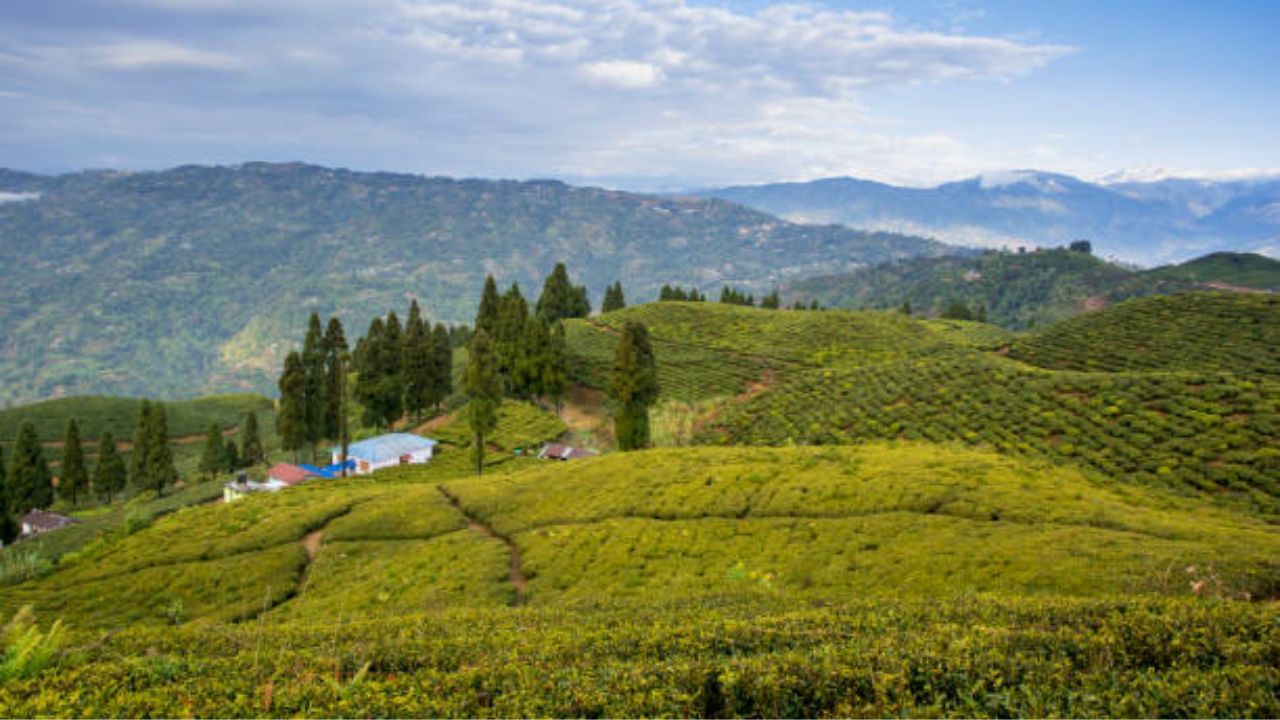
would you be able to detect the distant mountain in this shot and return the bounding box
[0,162,952,406]
[782,249,1273,330]
[694,171,1280,264]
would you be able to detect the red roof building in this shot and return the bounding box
[267,462,317,486]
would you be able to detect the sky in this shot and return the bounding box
[1,0,1277,190]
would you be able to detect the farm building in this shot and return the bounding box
[223,478,287,503]
[19,509,80,539]
[333,433,438,475]
[538,443,596,461]
[268,462,318,486]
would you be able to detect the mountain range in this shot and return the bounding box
[694,170,1280,264]
[0,162,948,406]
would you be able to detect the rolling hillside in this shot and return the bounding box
[0,162,950,406]
[780,248,1277,330]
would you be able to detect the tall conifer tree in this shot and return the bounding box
[429,323,454,413]
[0,444,15,545]
[463,329,502,476]
[476,275,501,336]
[147,403,177,496]
[544,321,569,413]
[536,263,590,323]
[278,351,307,463]
[198,422,225,481]
[9,421,52,513]
[322,316,349,441]
[240,411,264,467]
[403,301,433,422]
[59,419,89,507]
[130,400,153,490]
[609,321,659,451]
[94,430,128,504]
[301,312,327,458]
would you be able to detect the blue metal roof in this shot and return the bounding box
[334,433,438,464]
[298,459,356,479]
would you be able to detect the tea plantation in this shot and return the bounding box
[2,293,1278,717]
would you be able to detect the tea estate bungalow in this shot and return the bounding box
[332,433,438,475]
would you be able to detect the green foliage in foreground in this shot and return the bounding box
[1,598,1276,718]
[428,400,567,453]
[1010,292,1280,377]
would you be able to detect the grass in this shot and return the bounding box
[0,393,273,446]
[427,400,567,453]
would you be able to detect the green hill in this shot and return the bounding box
[0,162,949,407]
[782,248,1279,331]
[1144,251,1280,289]
[0,393,272,447]
[1009,292,1280,376]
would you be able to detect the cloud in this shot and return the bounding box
[0,0,1075,185]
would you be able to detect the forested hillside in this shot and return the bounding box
[0,163,950,406]
[781,248,1274,329]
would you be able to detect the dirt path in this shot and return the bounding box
[302,530,324,560]
[436,485,528,605]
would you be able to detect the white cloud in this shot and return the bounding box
[92,41,244,71]
[580,60,664,89]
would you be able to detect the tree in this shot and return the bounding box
[543,321,569,414]
[761,290,781,309]
[475,275,501,336]
[301,312,327,457]
[278,351,307,463]
[9,421,52,513]
[536,263,590,324]
[609,321,659,451]
[322,316,349,441]
[511,318,548,400]
[224,438,241,472]
[1069,239,1092,254]
[0,444,15,545]
[602,282,627,312]
[941,299,974,321]
[59,419,89,507]
[130,400,153,490]
[93,431,128,504]
[495,284,530,391]
[901,300,912,316]
[198,422,225,482]
[240,412,264,467]
[147,403,177,496]
[976,303,988,323]
[403,300,433,422]
[463,329,502,476]
[428,323,454,413]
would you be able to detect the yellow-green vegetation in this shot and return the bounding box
[0,393,272,446]
[921,317,1019,350]
[704,351,1280,515]
[1010,292,1280,376]
[428,400,567,452]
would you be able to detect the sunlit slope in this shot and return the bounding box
[1010,292,1280,376]
[703,352,1280,514]
[6,443,1276,629]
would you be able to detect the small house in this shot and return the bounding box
[268,462,318,486]
[223,477,287,503]
[333,433,438,475]
[20,509,80,539]
[538,443,596,461]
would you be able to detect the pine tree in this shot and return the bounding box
[403,301,433,422]
[602,282,626,312]
[59,419,89,507]
[511,318,549,400]
[476,275,501,336]
[609,321,659,450]
[302,312,327,459]
[224,438,240,472]
[198,422,225,481]
[761,290,781,309]
[977,303,988,323]
[381,311,405,426]
[354,317,385,427]
[536,263,590,323]
[0,444,15,545]
[130,400,153,490]
[94,431,127,504]
[543,321,569,414]
[901,300,912,315]
[9,421,52,513]
[278,351,307,463]
[147,403,177,496]
[463,329,502,476]
[240,412,264,467]
[495,284,530,391]
[322,316,349,441]
[428,323,454,414]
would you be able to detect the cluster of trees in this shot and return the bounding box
[940,299,988,323]
[277,314,355,461]
[658,285,706,302]
[719,287,756,306]
[1,422,53,542]
[349,303,455,429]
[198,413,265,481]
[601,282,627,313]
[608,321,659,450]
[464,263,592,474]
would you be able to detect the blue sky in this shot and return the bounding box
[1,0,1276,189]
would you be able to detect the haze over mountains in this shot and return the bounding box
[0,162,947,406]
[695,170,1280,264]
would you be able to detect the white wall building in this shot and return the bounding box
[332,433,438,475]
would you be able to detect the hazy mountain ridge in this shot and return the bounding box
[695,171,1280,263]
[0,162,951,406]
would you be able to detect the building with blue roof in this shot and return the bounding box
[331,433,438,475]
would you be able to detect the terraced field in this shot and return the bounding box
[1010,292,1280,376]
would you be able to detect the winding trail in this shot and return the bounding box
[436,485,529,606]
